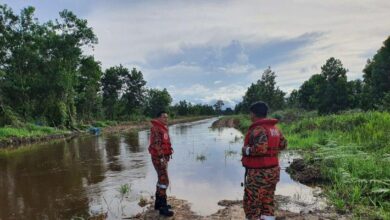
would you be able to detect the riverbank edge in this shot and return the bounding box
[0,116,215,149]
[211,115,390,219]
[127,117,351,220]
[211,116,327,184]
[127,196,349,220]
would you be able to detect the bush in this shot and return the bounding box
[0,106,21,126]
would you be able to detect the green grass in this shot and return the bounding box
[0,123,69,141]
[91,120,118,128]
[225,111,390,219]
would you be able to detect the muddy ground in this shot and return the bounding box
[286,159,324,184]
[125,196,350,220]
[211,117,240,129]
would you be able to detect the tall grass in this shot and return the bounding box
[0,123,69,140]
[227,111,390,219]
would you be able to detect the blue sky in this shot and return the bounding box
[4,0,390,107]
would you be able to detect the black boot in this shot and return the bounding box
[154,195,161,210]
[159,205,174,217]
[162,197,173,209]
[154,195,172,210]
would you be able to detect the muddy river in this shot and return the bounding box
[0,118,323,219]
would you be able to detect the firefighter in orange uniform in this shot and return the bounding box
[241,102,287,220]
[148,111,174,217]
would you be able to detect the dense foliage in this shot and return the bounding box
[0,5,216,127]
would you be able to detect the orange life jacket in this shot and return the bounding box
[241,118,281,168]
[148,119,173,156]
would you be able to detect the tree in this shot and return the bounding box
[362,36,390,109]
[144,88,172,117]
[224,107,234,115]
[101,66,124,120]
[241,67,285,112]
[286,89,300,108]
[234,102,243,114]
[75,56,103,121]
[347,79,363,109]
[318,57,349,114]
[176,100,189,116]
[213,100,224,114]
[0,5,97,126]
[121,68,146,115]
[298,74,326,110]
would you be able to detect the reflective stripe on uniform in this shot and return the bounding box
[157,183,167,189]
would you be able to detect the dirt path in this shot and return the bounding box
[211,117,240,129]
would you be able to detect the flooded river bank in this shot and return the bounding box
[0,118,328,219]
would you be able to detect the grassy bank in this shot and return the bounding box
[223,111,390,219]
[0,115,214,148]
[0,124,69,141]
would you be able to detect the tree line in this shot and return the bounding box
[0,5,216,127]
[235,36,390,114]
[1,5,389,128]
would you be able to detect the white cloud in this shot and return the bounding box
[81,0,390,102]
[167,84,246,108]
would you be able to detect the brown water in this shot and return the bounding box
[0,118,323,220]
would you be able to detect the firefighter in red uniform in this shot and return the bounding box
[241,102,287,220]
[148,111,174,217]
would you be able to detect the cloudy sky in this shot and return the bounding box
[5,0,390,107]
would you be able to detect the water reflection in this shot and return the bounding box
[124,132,141,153]
[105,135,122,172]
[0,137,106,219]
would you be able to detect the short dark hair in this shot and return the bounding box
[249,101,268,117]
[156,110,168,118]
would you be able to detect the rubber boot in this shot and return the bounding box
[161,197,173,209]
[159,205,174,217]
[154,195,161,210]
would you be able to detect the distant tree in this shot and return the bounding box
[145,88,172,117]
[196,104,216,115]
[75,56,103,121]
[241,67,285,112]
[121,68,146,115]
[234,102,243,114]
[213,100,225,114]
[286,89,300,108]
[172,101,216,116]
[224,107,234,115]
[318,57,349,114]
[176,100,189,116]
[298,74,326,110]
[362,36,390,109]
[101,66,124,120]
[347,79,363,109]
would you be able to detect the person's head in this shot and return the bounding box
[249,101,268,122]
[156,110,169,125]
